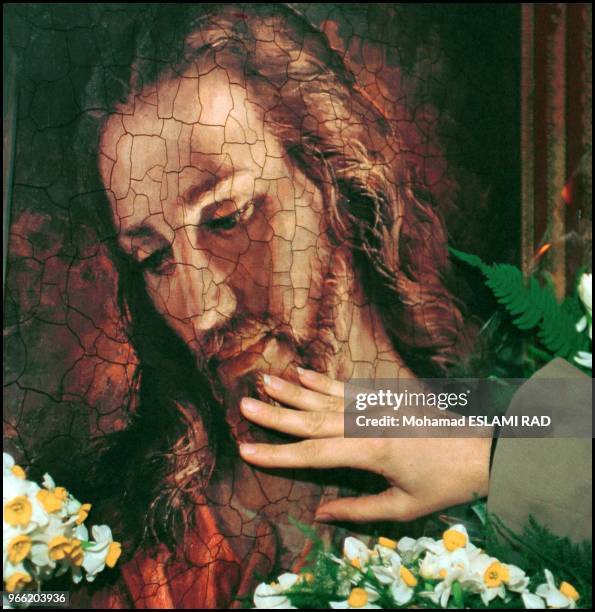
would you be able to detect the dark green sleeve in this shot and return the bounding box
[487,358,592,543]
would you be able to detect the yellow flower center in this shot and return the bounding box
[439,569,448,579]
[500,565,510,583]
[298,572,315,584]
[400,565,418,587]
[443,529,467,552]
[54,487,68,501]
[4,496,32,527]
[36,489,64,514]
[347,588,369,608]
[5,571,32,593]
[560,581,580,602]
[76,503,92,525]
[68,539,84,567]
[48,535,71,561]
[484,561,509,588]
[7,535,32,564]
[351,558,362,570]
[11,465,26,479]
[378,536,398,550]
[106,541,122,568]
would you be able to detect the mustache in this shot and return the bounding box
[194,309,340,380]
[195,312,299,367]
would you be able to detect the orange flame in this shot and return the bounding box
[533,243,552,261]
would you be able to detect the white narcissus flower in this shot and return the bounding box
[419,579,457,609]
[574,350,592,370]
[27,512,86,583]
[419,546,480,581]
[397,535,445,568]
[3,458,41,502]
[41,473,56,490]
[3,525,32,578]
[576,316,588,334]
[369,552,416,606]
[459,553,527,606]
[78,525,122,583]
[421,524,480,557]
[253,573,299,609]
[418,547,478,608]
[36,473,72,520]
[397,536,436,558]
[522,591,547,609]
[3,453,119,592]
[330,586,382,609]
[3,562,33,593]
[343,537,371,571]
[369,558,399,582]
[3,454,26,480]
[371,536,401,567]
[576,272,592,338]
[3,461,49,537]
[578,273,592,315]
[503,563,530,593]
[535,569,580,609]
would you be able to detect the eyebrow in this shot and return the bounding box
[122,168,237,239]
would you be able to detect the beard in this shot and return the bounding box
[192,264,348,444]
[98,251,353,549]
[193,312,338,444]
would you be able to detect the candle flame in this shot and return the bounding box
[534,243,552,261]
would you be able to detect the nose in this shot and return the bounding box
[153,227,238,335]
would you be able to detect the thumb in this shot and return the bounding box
[314,489,416,523]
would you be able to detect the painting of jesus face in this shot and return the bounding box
[8,4,565,609]
[100,63,414,435]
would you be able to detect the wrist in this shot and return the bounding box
[468,434,492,498]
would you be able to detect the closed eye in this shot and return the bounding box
[202,201,255,234]
[138,247,173,275]
[204,209,244,232]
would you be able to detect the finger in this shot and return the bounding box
[296,368,345,399]
[263,374,343,412]
[314,490,418,523]
[239,437,382,471]
[241,398,344,438]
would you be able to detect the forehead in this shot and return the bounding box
[98,65,287,205]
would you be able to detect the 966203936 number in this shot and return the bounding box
[4,591,70,607]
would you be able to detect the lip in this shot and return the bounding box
[213,331,273,364]
[211,331,302,387]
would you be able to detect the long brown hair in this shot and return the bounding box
[80,3,474,552]
[105,2,473,375]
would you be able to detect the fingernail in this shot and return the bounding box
[240,444,257,456]
[296,366,305,376]
[262,374,282,390]
[314,513,333,522]
[241,398,260,414]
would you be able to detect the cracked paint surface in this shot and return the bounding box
[4,4,521,608]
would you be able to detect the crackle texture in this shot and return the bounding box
[4,4,521,608]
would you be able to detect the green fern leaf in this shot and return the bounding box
[513,278,543,329]
[450,248,584,360]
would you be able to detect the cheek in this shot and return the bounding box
[267,225,331,331]
[262,190,330,327]
[227,211,327,324]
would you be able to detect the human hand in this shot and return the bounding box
[239,369,491,523]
